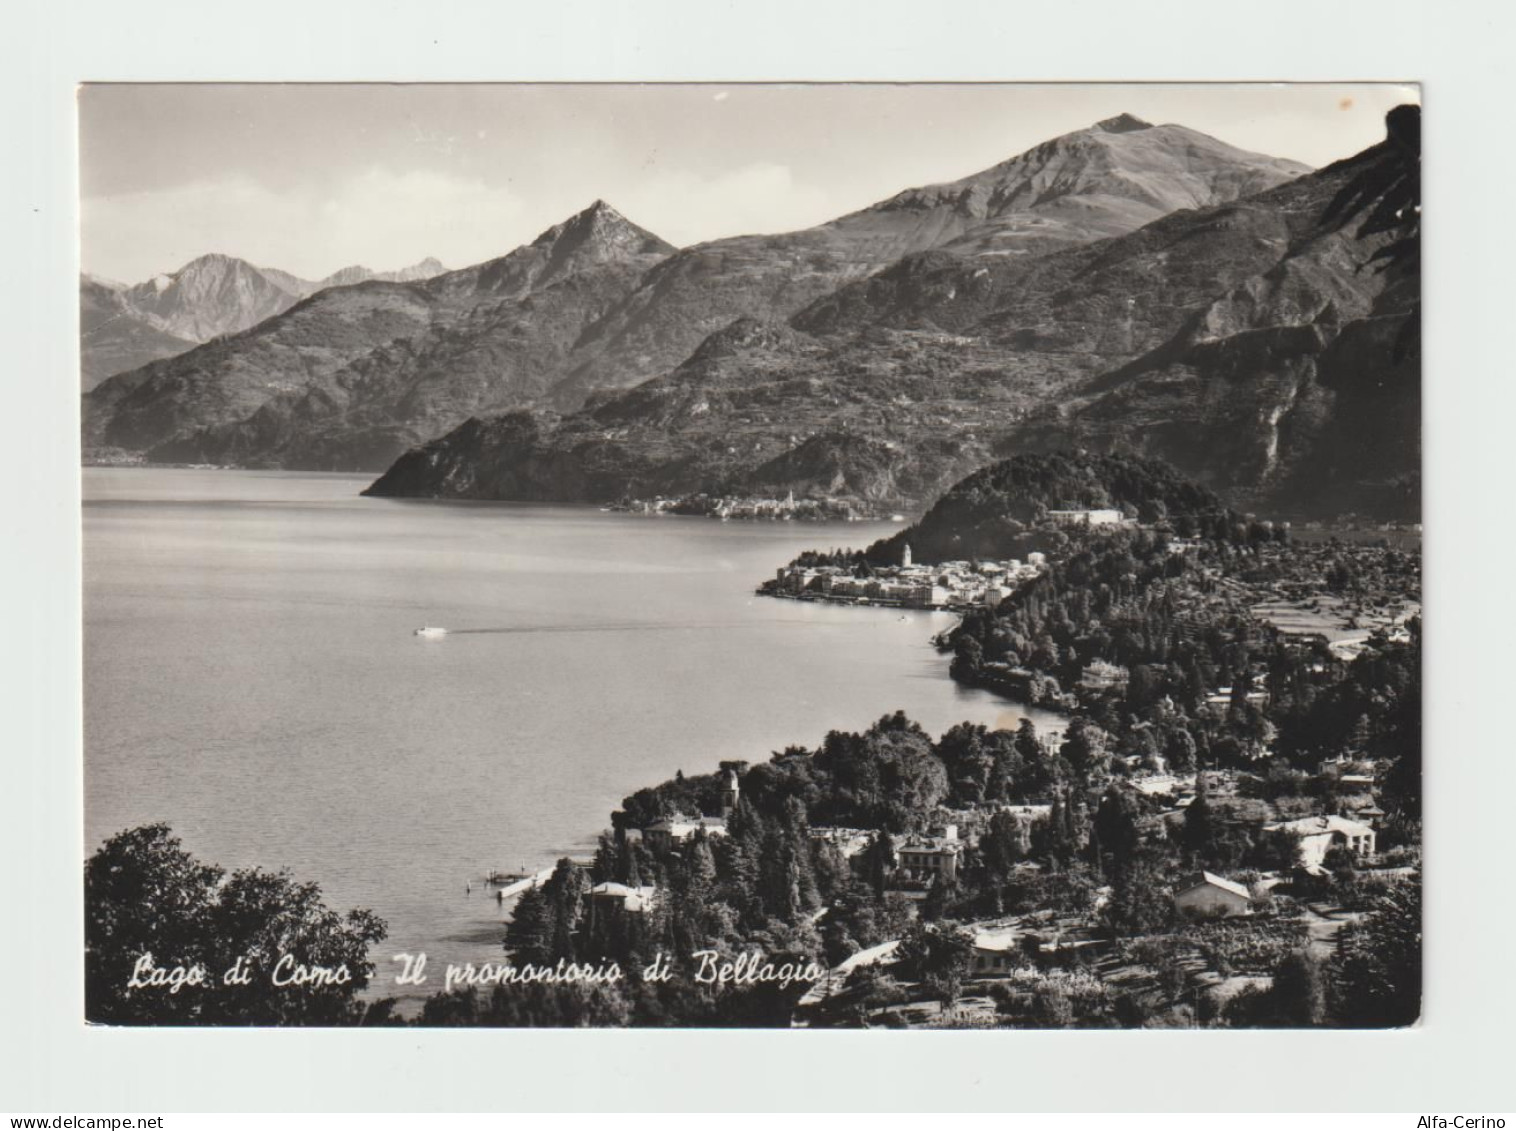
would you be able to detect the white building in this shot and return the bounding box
[969,926,1020,976]
[589,882,658,914]
[809,827,875,858]
[644,814,728,851]
[1265,815,1377,869]
[1173,871,1252,919]
[895,831,964,883]
[1047,508,1124,527]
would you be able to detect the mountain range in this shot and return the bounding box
[83,115,1307,470]
[365,109,1419,522]
[79,255,448,390]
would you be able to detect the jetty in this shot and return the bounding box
[493,866,556,912]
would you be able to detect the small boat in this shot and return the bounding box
[414,626,448,638]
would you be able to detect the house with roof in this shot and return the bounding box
[1264,814,1376,869]
[993,803,1053,822]
[1352,803,1387,828]
[969,926,1021,976]
[589,882,658,914]
[1047,508,1124,527]
[809,827,875,858]
[1173,871,1253,919]
[1079,660,1131,693]
[894,831,965,884]
[643,814,728,852]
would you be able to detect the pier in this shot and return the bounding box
[492,866,556,914]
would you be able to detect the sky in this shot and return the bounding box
[79,82,1420,284]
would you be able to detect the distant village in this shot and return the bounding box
[609,490,865,522]
[757,508,1131,610]
[761,542,1044,610]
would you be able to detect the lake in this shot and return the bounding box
[83,467,1056,1001]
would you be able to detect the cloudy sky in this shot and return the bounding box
[79,83,1419,284]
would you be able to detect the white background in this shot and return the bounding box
[2,0,1511,1114]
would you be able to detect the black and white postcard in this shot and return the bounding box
[79,82,1422,1031]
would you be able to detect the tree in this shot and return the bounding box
[1256,827,1304,873]
[862,831,896,899]
[1165,729,1199,774]
[951,634,984,680]
[1102,853,1173,938]
[1329,874,1421,1027]
[1060,718,1113,786]
[1093,785,1143,876]
[86,824,221,1024]
[1273,948,1327,1026]
[979,810,1030,886]
[937,722,996,804]
[1182,770,1216,862]
[1013,718,1044,763]
[504,885,554,965]
[544,858,588,960]
[895,921,973,1006]
[85,824,387,1025]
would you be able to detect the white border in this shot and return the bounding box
[5,0,1514,1113]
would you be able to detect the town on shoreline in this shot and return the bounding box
[491,459,1420,1029]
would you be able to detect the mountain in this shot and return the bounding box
[278,259,451,293]
[120,253,305,344]
[80,276,196,391]
[995,109,1421,521]
[83,117,1305,468]
[80,256,451,389]
[875,113,1309,256]
[367,109,1417,523]
[378,257,449,283]
[549,115,1308,405]
[83,203,676,466]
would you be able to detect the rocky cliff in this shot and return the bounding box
[998,112,1420,520]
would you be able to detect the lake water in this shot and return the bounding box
[83,467,1055,1000]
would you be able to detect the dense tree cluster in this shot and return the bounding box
[85,824,388,1025]
[867,451,1229,565]
[945,523,1420,814]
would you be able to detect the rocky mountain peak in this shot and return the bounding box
[119,252,300,344]
[172,252,257,283]
[1094,112,1154,134]
[322,265,376,287]
[532,200,675,260]
[154,254,271,296]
